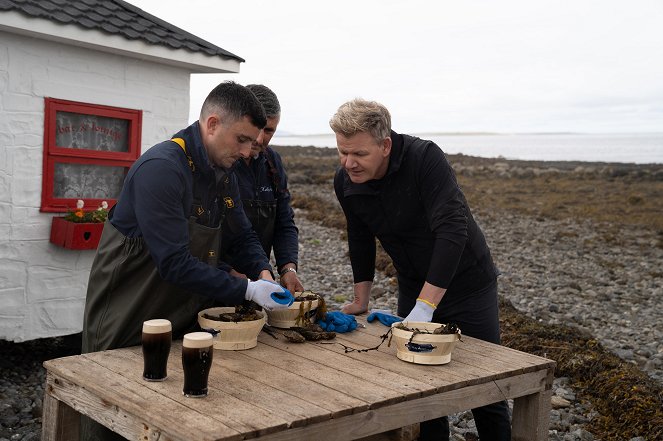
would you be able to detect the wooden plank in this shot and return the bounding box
[512,367,554,441]
[215,350,368,418]
[233,341,397,411]
[357,320,554,368]
[257,332,433,400]
[253,372,548,441]
[86,347,290,438]
[356,322,533,371]
[41,374,80,441]
[357,424,418,441]
[313,333,476,391]
[121,345,332,428]
[44,360,235,441]
[347,325,544,381]
[512,388,552,441]
[331,330,494,384]
[454,336,555,367]
[493,368,550,400]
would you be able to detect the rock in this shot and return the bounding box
[551,396,572,409]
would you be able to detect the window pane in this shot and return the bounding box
[53,163,126,199]
[55,111,129,152]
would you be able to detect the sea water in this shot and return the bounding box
[272,132,663,164]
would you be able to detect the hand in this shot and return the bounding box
[280,271,304,293]
[403,300,435,324]
[341,302,368,315]
[341,294,369,315]
[366,311,402,327]
[245,279,295,311]
[259,269,275,282]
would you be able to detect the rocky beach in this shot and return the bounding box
[1,147,661,440]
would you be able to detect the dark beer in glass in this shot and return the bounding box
[182,332,214,397]
[142,319,172,381]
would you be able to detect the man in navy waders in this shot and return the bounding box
[330,98,511,441]
[221,84,303,293]
[81,81,294,441]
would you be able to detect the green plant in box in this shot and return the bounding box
[63,200,109,223]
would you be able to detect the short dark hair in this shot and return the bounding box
[246,84,281,118]
[200,81,266,128]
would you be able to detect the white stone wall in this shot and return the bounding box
[0,31,191,342]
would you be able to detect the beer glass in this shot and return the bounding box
[182,332,214,397]
[142,319,172,381]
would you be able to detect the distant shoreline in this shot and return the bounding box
[275,131,663,137]
[272,144,663,170]
[272,132,663,164]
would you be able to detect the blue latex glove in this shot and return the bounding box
[245,280,294,311]
[318,311,357,333]
[403,300,435,324]
[366,312,402,327]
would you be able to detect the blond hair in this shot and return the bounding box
[329,98,391,144]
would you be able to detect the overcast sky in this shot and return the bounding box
[131,0,663,135]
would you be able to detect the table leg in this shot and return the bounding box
[511,387,552,441]
[42,374,80,441]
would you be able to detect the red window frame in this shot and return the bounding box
[41,98,142,212]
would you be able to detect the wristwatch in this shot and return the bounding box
[279,267,297,277]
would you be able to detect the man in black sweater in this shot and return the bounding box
[331,98,510,441]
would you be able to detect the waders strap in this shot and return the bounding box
[171,137,207,223]
[171,137,195,172]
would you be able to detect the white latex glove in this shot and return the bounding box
[245,279,295,311]
[403,300,435,324]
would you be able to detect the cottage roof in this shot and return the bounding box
[0,0,243,72]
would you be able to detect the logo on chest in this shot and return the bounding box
[223,197,235,208]
[259,186,273,193]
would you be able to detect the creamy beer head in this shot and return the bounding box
[183,332,213,348]
[143,319,172,334]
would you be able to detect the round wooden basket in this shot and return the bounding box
[198,307,266,350]
[391,322,461,365]
[265,297,319,328]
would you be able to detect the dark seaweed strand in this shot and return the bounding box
[319,329,393,353]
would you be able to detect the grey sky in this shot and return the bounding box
[131,0,663,135]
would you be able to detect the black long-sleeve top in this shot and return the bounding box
[334,131,498,301]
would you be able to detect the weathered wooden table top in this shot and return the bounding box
[43,316,555,441]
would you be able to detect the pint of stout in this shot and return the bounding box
[182,332,214,398]
[142,319,172,381]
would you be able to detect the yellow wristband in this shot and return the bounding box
[416,298,437,309]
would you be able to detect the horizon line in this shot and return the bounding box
[274,130,663,137]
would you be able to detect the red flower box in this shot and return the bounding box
[49,217,104,250]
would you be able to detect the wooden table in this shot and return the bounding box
[42,317,555,441]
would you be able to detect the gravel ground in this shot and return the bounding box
[1,187,660,440]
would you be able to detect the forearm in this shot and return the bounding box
[418,282,446,308]
[259,269,275,281]
[341,280,372,315]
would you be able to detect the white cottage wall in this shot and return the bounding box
[0,30,192,342]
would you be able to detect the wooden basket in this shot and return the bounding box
[265,297,320,328]
[391,322,461,365]
[198,307,266,350]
